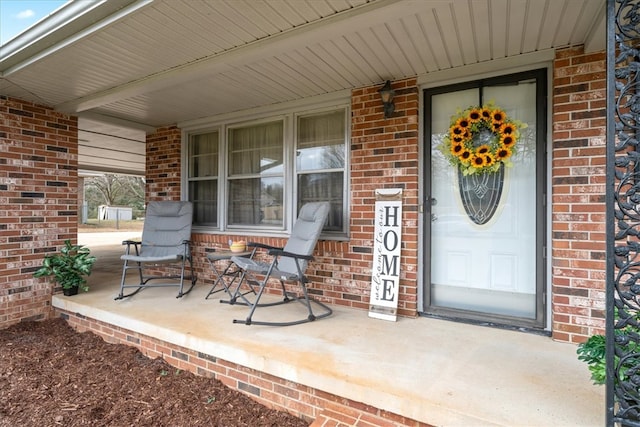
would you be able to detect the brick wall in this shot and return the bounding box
[59,309,432,427]
[0,96,78,328]
[349,78,420,315]
[551,46,607,342]
[146,126,182,203]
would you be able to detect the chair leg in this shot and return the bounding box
[298,281,316,322]
[176,257,196,298]
[234,276,269,325]
[115,259,144,300]
[116,259,128,299]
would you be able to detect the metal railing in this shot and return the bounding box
[608,0,640,424]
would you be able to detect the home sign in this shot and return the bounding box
[368,188,402,321]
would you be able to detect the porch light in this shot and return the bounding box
[378,80,395,119]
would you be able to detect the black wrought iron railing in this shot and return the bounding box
[608,0,640,424]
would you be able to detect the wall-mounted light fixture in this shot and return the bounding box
[378,80,395,119]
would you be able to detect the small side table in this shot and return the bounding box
[205,249,252,299]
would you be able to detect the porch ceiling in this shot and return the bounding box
[0,0,605,174]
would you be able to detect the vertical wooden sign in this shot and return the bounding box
[369,188,402,321]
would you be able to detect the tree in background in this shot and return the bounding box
[84,174,145,219]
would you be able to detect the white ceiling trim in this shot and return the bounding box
[79,112,156,133]
[1,0,151,76]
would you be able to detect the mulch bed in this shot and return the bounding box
[0,318,309,426]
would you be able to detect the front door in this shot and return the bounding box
[423,69,546,329]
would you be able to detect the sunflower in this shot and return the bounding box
[459,148,472,163]
[468,109,482,123]
[450,142,464,156]
[452,134,465,144]
[500,134,516,148]
[500,123,515,135]
[451,125,466,137]
[476,145,490,155]
[455,117,471,129]
[439,102,525,175]
[484,153,496,168]
[471,155,486,168]
[495,146,512,161]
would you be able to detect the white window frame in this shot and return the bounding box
[181,96,350,239]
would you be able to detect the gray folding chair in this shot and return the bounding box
[224,202,331,326]
[116,201,196,299]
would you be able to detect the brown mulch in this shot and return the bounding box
[0,318,309,427]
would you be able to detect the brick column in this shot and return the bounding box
[146,125,182,203]
[551,46,607,342]
[350,78,420,316]
[0,96,78,328]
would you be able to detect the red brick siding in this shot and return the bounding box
[0,96,78,328]
[146,126,182,203]
[59,309,432,427]
[551,46,607,343]
[349,78,420,316]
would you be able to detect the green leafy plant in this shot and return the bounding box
[577,334,606,385]
[33,240,96,292]
[577,323,640,386]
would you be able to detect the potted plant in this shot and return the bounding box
[33,239,97,295]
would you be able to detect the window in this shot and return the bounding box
[297,110,345,232]
[185,107,348,236]
[187,131,218,226]
[227,121,284,228]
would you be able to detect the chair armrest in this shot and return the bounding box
[248,242,282,251]
[268,248,314,261]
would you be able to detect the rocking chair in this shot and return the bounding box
[116,201,196,300]
[225,202,331,326]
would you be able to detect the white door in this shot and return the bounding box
[425,70,545,327]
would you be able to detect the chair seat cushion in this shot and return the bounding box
[231,256,298,281]
[121,254,183,263]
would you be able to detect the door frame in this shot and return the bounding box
[420,68,548,330]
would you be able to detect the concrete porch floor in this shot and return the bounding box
[51,232,605,426]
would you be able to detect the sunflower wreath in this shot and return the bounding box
[439,102,526,175]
